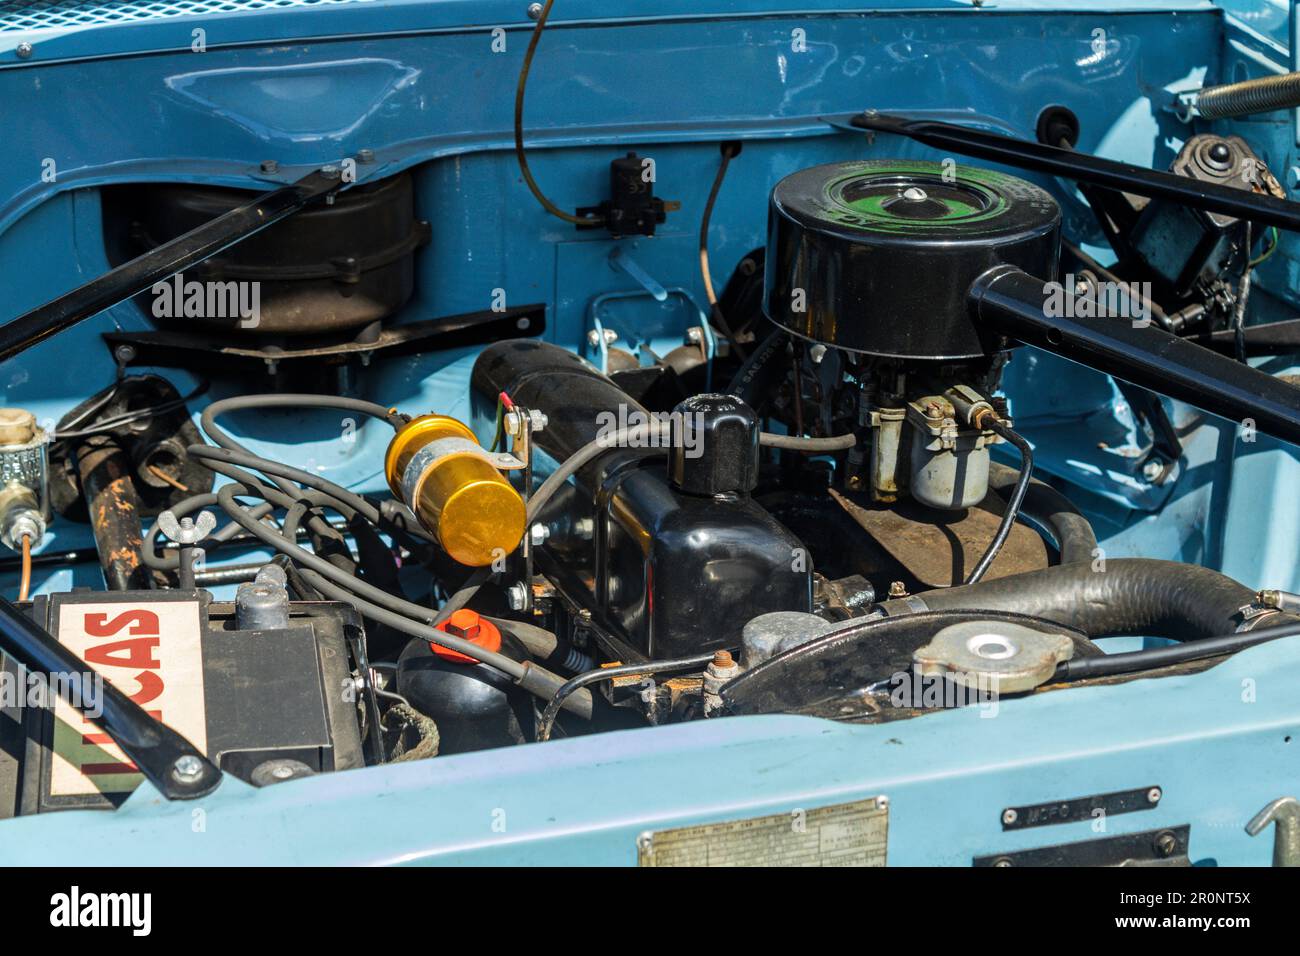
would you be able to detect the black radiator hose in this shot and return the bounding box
[987,462,1097,566]
[882,558,1292,641]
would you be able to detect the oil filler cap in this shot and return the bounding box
[668,394,759,496]
[431,609,502,665]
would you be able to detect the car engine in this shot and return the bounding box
[1,0,1299,872]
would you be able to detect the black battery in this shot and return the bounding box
[0,590,365,815]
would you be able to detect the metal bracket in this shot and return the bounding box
[852,111,1300,233]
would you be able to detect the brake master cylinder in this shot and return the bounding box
[0,407,49,551]
[384,414,525,567]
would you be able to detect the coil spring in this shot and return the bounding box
[1196,72,1300,120]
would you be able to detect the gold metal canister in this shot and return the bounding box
[384,415,525,567]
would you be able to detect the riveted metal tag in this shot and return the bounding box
[636,796,888,867]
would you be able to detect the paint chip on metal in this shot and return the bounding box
[636,796,888,867]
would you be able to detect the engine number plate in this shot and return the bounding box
[636,796,888,867]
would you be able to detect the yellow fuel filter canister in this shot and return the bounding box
[384,415,525,567]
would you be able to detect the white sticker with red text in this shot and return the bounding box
[49,601,207,796]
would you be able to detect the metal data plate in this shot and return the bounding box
[636,797,888,867]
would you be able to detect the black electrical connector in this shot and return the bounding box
[577,152,678,237]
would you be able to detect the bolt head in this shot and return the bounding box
[445,619,480,641]
[527,2,544,19]
[507,584,528,611]
[808,343,827,364]
[1002,808,1018,825]
[587,329,601,347]
[1147,787,1162,803]
[260,159,279,173]
[529,523,549,546]
[356,148,375,164]
[1142,459,1165,482]
[16,42,32,59]
[172,755,205,783]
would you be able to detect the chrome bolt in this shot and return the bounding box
[506,583,528,611]
[686,326,703,345]
[1142,459,1165,482]
[320,164,341,179]
[808,343,827,364]
[1002,808,1018,825]
[529,523,550,546]
[1147,787,1162,804]
[356,148,375,164]
[172,755,205,783]
[527,2,544,19]
[16,42,32,59]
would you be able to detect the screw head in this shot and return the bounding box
[16,42,32,59]
[320,164,341,179]
[1154,831,1178,857]
[1002,808,1018,825]
[1142,459,1165,482]
[527,2,544,20]
[172,755,205,783]
[1147,787,1162,804]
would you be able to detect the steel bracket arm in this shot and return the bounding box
[852,112,1300,234]
[969,265,1300,448]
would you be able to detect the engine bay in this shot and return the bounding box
[1,0,1299,869]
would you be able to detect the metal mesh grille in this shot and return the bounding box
[1,0,372,33]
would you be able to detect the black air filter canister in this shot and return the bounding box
[764,160,1061,359]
